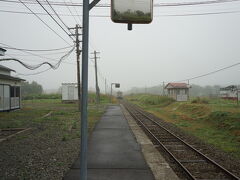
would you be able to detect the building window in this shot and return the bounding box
[10,86,15,97]
[16,87,20,97]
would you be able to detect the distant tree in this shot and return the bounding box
[135,10,144,16]
[21,81,43,96]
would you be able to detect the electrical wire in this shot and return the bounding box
[16,67,52,76]
[1,9,240,17]
[35,0,74,41]
[69,0,82,23]
[1,0,240,7]
[64,0,78,24]
[2,43,76,67]
[6,50,71,56]
[0,43,73,52]
[0,46,75,70]
[5,53,76,65]
[174,61,240,82]
[1,42,74,63]
[45,0,73,35]
[18,0,72,45]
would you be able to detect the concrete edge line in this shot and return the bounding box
[120,104,180,180]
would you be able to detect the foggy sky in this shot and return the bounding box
[0,0,240,93]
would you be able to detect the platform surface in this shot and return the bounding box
[63,105,154,180]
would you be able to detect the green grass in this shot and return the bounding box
[0,93,112,141]
[23,93,61,100]
[126,94,240,158]
[127,94,175,107]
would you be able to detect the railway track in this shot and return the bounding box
[122,101,240,180]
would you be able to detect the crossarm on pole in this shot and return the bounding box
[89,0,102,10]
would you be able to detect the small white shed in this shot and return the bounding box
[61,83,79,102]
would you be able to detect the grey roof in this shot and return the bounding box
[0,65,15,72]
[0,74,25,82]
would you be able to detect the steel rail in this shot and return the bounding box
[124,104,196,180]
[123,101,240,180]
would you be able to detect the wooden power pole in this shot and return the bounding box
[105,78,107,95]
[91,51,100,104]
[69,24,82,111]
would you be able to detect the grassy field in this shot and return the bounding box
[0,93,112,140]
[127,94,240,158]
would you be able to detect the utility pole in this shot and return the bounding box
[105,78,107,95]
[69,24,82,111]
[91,51,100,104]
[162,81,165,96]
[237,89,239,106]
[81,0,102,179]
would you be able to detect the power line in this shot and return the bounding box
[157,10,240,16]
[0,46,75,70]
[6,50,71,56]
[0,43,73,52]
[5,54,76,65]
[1,43,76,64]
[64,0,78,24]
[1,8,240,17]
[35,0,74,41]
[174,61,240,82]
[18,0,72,45]
[45,0,73,34]
[69,0,82,23]
[16,67,52,76]
[1,0,240,7]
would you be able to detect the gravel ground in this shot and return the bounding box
[0,125,80,180]
[133,104,240,178]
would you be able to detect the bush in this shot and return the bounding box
[191,97,209,104]
[23,93,61,100]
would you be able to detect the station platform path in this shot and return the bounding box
[63,105,155,180]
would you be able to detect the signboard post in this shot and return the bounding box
[110,83,120,102]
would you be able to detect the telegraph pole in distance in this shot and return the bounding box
[69,24,82,111]
[162,81,165,96]
[91,51,100,104]
[105,78,107,95]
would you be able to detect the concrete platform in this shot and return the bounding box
[63,105,154,180]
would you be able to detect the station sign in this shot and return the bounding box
[111,0,153,24]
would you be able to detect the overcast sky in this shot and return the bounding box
[0,0,240,92]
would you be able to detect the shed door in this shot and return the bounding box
[16,86,20,108]
[3,85,10,110]
[0,85,3,111]
[68,86,74,100]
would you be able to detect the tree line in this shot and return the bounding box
[125,84,228,97]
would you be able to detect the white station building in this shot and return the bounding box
[0,65,25,111]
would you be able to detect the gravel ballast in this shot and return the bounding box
[0,127,80,180]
